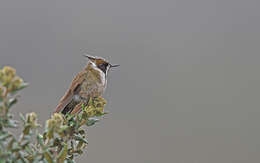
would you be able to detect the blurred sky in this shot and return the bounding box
[1,0,260,162]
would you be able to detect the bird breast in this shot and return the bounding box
[80,71,106,97]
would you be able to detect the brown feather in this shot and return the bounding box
[54,58,108,114]
[54,70,87,113]
[95,59,108,66]
[70,102,84,114]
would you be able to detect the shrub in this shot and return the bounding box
[0,66,107,163]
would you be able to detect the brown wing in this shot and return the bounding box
[70,101,84,114]
[54,71,86,113]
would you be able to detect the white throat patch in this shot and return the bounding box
[90,61,106,86]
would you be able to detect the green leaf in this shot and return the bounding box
[59,125,69,134]
[18,151,27,163]
[7,97,17,108]
[65,114,75,121]
[44,150,53,163]
[0,158,6,163]
[20,140,30,149]
[86,118,99,126]
[0,132,11,140]
[23,135,32,141]
[6,119,18,128]
[57,143,68,163]
[66,159,75,163]
[76,141,84,150]
[16,159,24,163]
[32,156,42,163]
[52,138,61,147]
[23,125,31,135]
[95,111,108,117]
[24,146,33,154]
[70,140,75,151]
[12,142,21,152]
[78,129,85,135]
[74,135,88,144]
[7,113,14,119]
[7,138,15,150]
[10,82,28,95]
[19,113,26,123]
[46,130,54,140]
[73,149,83,155]
[37,134,45,148]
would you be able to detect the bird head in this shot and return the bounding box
[84,54,119,74]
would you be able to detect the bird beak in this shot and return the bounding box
[110,64,120,68]
[83,54,96,61]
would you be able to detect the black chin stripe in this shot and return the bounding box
[98,63,108,74]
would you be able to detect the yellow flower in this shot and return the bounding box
[52,113,64,127]
[26,112,39,128]
[94,97,107,107]
[3,75,13,86]
[8,76,23,91]
[0,70,4,82]
[96,107,104,113]
[2,66,16,79]
[46,119,56,130]
[0,66,17,87]
[87,111,95,117]
[84,105,95,117]
[12,77,23,88]
[0,85,4,97]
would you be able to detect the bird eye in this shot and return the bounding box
[98,63,109,73]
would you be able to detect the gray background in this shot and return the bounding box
[1,0,260,162]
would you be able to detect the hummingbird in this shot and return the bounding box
[54,55,119,115]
